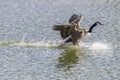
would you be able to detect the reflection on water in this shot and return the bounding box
[56,47,84,71]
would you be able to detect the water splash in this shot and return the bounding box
[12,41,59,48]
[21,33,27,42]
[12,34,60,48]
[0,34,112,50]
[88,42,112,50]
[0,35,60,48]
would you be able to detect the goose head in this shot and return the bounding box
[88,22,103,33]
[94,22,103,26]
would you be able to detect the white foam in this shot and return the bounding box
[13,41,58,48]
[11,34,59,48]
[89,42,111,50]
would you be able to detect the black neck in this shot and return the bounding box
[88,23,97,33]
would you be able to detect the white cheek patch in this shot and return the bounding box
[87,33,92,36]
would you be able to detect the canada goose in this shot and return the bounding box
[64,22,103,46]
[53,14,83,39]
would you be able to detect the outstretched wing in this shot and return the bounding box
[69,14,79,23]
[53,24,73,39]
[69,14,83,29]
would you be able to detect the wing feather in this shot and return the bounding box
[69,14,79,23]
[53,24,73,39]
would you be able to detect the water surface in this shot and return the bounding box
[0,0,120,80]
